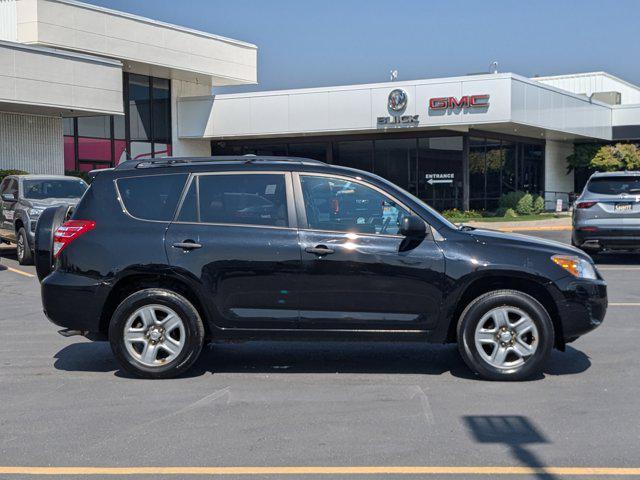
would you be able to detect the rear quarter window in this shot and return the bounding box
[116,174,188,221]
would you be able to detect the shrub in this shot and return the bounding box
[503,208,518,218]
[441,208,483,221]
[533,195,545,214]
[516,193,534,215]
[499,191,526,210]
[0,169,27,182]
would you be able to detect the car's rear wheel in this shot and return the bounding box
[16,227,33,265]
[109,288,205,379]
[457,290,554,381]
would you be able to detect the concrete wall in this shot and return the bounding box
[536,72,640,105]
[0,112,63,174]
[171,79,212,157]
[544,140,574,210]
[14,0,257,86]
[0,40,123,115]
[179,73,613,141]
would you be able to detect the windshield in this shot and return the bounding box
[587,176,640,195]
[22,179,88,200]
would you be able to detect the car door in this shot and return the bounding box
[0,178,18,240]
[293,172,445,331]
[165,171,302,330]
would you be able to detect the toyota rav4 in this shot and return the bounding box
[36,157,607,380]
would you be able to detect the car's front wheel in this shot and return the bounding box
[109,288,205,379]
[16,227,33,265]
[457,290,554,381]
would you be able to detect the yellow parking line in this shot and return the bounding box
[4,266,35,278]
[1,466,640,476]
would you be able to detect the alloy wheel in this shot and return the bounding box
[123,304,186,367]
[474,306,539,370]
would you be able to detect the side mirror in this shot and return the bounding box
[400,214,427,237]
[1,193,16,202]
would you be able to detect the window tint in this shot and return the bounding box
[300,175,409,235]
[587,176,640,195]
[117,174,187,221]
[198,174,288,227]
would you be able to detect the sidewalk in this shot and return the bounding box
[464,216,572,232]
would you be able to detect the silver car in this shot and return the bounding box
[572,171,640,253]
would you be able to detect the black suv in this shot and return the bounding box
[36,157,607,380]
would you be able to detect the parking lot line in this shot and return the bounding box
[609,302,640,306]
[4,266,35,278]
[1,466,640,476]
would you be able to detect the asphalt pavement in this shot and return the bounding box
[1,230,640,479]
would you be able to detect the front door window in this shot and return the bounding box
[300,175,410,235]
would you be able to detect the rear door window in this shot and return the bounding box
[587,176,640,195]
[179,173,289,227]
[117,174,188,221]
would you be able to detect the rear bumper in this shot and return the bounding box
[573,226,640,249]
[554,276,607,342]
[41,270,109,332]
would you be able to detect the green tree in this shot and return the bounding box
[566,143,602,173]
[590,143,640,172]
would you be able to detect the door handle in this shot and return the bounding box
[305,245,335,256]
[172,241,202,250]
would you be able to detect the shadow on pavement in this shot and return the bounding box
[52,340,591,380]
[464,415,555,479]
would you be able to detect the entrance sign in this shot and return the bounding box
[426,173,454,185]
[429,94,490,110]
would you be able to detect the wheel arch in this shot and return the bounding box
[99,272,212,340]
[446,273,565,350]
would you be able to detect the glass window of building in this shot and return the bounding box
[64,74,172,171]
[335,141,373,172]
[417,137,463,211]
[128,74,151,141]
[468,137,486,210]
[374,138,416,194]
[288,142,328,161]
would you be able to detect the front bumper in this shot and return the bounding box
[553,276,607,342]
[41,270,109,332]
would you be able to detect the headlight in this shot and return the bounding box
[551,254,597,279]
[28,208,43,219]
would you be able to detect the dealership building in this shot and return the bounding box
[2,0,640,211]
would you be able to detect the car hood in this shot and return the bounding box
[467,227,590,259]
[25,198,81,209]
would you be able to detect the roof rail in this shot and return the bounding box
[114,156,326,170]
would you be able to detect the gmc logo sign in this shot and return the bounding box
[429,94,490,110]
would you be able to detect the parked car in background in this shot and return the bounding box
[35,156,606,381]
[0,175,88,265]
[572,171,640,253]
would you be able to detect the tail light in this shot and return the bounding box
[53,220,96,258]
[576,201,597,209]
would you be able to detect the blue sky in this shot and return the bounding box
[86,0,640,93]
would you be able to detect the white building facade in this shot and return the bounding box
[0,0,256,174]
[1,0,640,211]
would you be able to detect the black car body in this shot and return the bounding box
[38,157,607,380]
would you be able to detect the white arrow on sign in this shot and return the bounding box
[427,178,453,185]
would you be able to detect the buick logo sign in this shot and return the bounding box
[388,89,407,112]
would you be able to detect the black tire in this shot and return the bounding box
[34,206,69,281]
[16,227,33,265]
[457,289,554,381]
[109,288,205,379]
